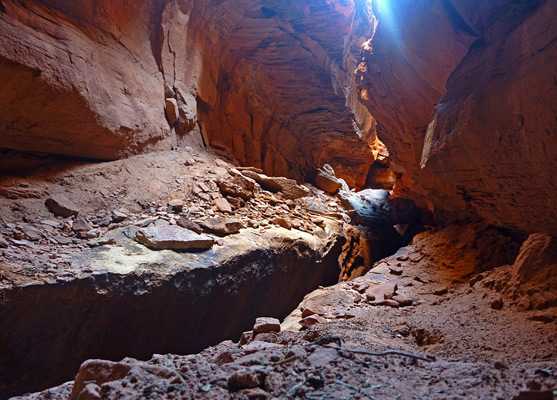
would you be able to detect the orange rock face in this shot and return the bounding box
[355,0,557,234]
[2,0,555,233]
[0,0,381,189]
[0,0,173,160]
[191,0,380,187]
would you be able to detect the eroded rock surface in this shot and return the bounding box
[0,0,382,189]
[355,0,557,233]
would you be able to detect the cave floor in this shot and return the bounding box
[1,148,555,400]
[14,227,557,400]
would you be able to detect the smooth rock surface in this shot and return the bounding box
[135,226,214,250]
[201,217,244,235]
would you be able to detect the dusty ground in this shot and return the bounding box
[1,148,556,400]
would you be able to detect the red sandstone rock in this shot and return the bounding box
[214,198,232,213]
[201,217,244,235]
[314,165,342,194]
[45,195,80,218]
[253,317,280,334]
[355,0,557,234]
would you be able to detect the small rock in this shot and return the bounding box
[273,216,291,230]
[73,216,94,237]
[198,182,211,193]
[494,361,507,370]
[392,295,413,307]
[53,235,72,245]
[214,198,232,213]
[388,265,403,275]
[176,217,203,234]
[301,303,325,317]
[365,282,398,305]
[239,331,254,345]
[201,217,244,235]
[87,237,115,247]
[97,216,112,227]
[45,195,80,217]
[242,387,268,400]
[240,170,309,199]
[300,314,326,328]
[314,165,341,194]
[168,199,184,211]
[135,225,214,250]
[313,217,325,227]
[227,369,265,391]
[433,287,448,296]
[217,172,257,200]
[226,196,245,208]
[355,282,370,293]
[134,217,157,227]
[0,234,9,248]
[22,225,42,241]
[111,210,128,222]
[214,351,235,365]
[291,219,302,229]
[384,299,400,308]
[41,219,63,229]
[85,229,102,238]
[253,317,280,334]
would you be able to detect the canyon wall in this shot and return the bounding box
[0,0,380,187]
[356,0,557,234]
[1,0,555,232]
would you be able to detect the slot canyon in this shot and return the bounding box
[0,0,556,398]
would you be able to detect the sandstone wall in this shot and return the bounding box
[0,0,380,188]
[0,0,172,159]
[356,0,557,234]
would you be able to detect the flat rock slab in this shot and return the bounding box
[241,170,309,200]
[136,226,214,251]
[45,195,80,218]
[365,282,398,305]
[201,217,244,235]
[253,317,281,333]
